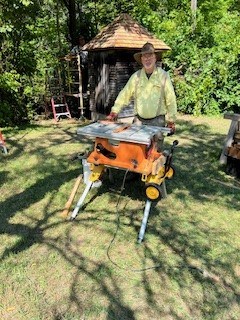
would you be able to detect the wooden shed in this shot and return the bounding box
[82,14,171,120]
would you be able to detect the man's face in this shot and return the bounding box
[141,53,157,73]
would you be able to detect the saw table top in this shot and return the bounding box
[77,122,171,145]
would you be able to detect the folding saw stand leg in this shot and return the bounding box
[70,181,93,220]
[138,200,152,243]
[138,180,167,243]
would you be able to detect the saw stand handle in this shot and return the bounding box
[163,140,178,173]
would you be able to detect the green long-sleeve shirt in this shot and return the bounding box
[112,67,177,122]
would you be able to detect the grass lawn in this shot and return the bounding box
[0,115,239,320]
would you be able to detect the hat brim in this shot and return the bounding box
[133,50,163,64]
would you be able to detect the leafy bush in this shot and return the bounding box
[0,0,239,125]
[156,7,240,115]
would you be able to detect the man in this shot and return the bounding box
[70,35,86,55]
[107,42,177,136]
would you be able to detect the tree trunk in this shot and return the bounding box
[61,0,77,46]
[68,0,77,46]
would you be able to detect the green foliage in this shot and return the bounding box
[0,71,26,125]
[0,0,69,126]
[0,0,240,125]
[155,5,240,115]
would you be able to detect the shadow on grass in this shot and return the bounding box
[46,230,137,320]
[0,119,239,319]
[0,122,137,319]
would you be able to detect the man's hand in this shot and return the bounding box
[106,112,118,121]
[167,122,176,135]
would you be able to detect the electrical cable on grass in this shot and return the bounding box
[106,169,165,272]
[106,171,220,277]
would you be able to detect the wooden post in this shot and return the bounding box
[61,175,82,218]
[77,53,84,120]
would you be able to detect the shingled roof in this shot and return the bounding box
[83,13,171,51]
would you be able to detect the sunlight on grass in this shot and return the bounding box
[0,116,239,320]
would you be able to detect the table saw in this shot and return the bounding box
[71,121,178,243]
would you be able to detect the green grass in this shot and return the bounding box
[0,116,239,320]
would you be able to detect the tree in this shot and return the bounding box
[0,0,239,125]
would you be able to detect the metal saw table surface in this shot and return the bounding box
[77,122,170,145]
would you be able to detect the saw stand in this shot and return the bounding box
[70,121,178,243]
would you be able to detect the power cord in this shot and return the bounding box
[106,171,222,278]
[106,169,165,272]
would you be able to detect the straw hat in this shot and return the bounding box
[133,42,162,64]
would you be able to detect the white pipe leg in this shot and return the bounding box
[70,181,93,220]
[138,200,152,243]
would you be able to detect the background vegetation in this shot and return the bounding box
[0,115,239,319]
[0,0,240,126]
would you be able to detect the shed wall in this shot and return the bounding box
[88,50,139,118]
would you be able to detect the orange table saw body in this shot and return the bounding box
[87,136,161,175]
[77,122,173,185]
